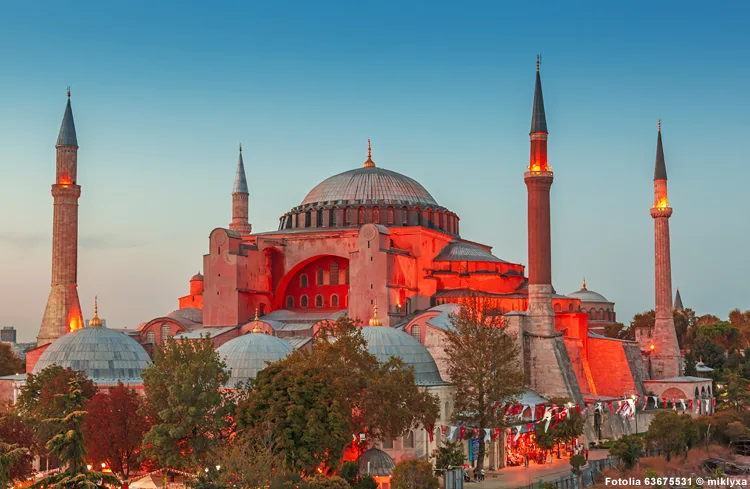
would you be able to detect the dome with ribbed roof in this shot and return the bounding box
[167,308,203,324]
[358,448,395,477]
[302,166,439,207]
[216,332,294,388]
[33,326,151,384]
[361,326,445,386]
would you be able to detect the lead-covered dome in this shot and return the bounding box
[361,326,445,386]
[33,326,152,384]
[216,332,294,388]
[301,166,438,207]
[567,280,610,303]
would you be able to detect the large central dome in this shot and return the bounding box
[301,166,438,207]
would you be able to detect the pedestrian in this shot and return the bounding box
[481,468,486,481]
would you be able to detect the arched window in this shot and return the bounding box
[304,211,311,228]
[331,294,339,307]
[315,294,323,307]
[330,209,337,225]
[373,208,380,223]
[286,296,294,309]
[569,304,574,312]
[300,295,309,308]
[160,323,171,343]
[345,208,351,225]
[554,303,561,313]
[411,325,421,343]
[358,207,365,224]
[344,266,349,284]
[300,274,308,288]
[316,267,324,285]
[402,207,409,226]
[387,208,394,225]
[146,331,155,344]
[694,387,699,398]
[403,430,415,449]
[382,439,393,449]
[316,209,323,226]
[330,261,339,285]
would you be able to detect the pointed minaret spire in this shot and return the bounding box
[674,288,684,311]
[229,144,252,235]
[57,88,78,148]
[363,139,375,168]
[654,119,667,181]
[531,55,548,135]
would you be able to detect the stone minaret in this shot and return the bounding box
[38,90,84,346]
[229,144,252,234]
[648,121,681,378]
[522,58,582,400]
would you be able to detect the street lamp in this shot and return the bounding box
[86,465,92,471]
[215,466,221,471]
[101,463,106,469]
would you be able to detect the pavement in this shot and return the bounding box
[466,449,610,489]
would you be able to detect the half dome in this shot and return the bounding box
[33,326,152,384]
[216,332,294,388]
[361,326,445,386]
[301,167,439,207]
[167,308,203,324]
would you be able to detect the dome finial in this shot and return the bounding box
[363,139,375,168]
[67,86,71,99]
[536,54,541,72]
[582,277,587,290]
[89,296,103,327]
[658,119,661,132]
[239,142,242,153]
[368,300,383,326]
[252,308,262,333]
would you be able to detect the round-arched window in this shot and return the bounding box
[300,295,309,308]
[331,294,339,307]
[315,295,323,307]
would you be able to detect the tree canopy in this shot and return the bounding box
[0,343,22,377]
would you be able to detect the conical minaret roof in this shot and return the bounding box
[530,56,548,134]
[56,88,78,147]
[674,288,684,311]
[233,144,249,194]
[654,120,667,180]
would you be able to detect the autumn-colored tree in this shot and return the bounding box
[142,337,231,471]
[0,343,22,377]
[696,314,722,328]
[307,474,350,489]
[444,295,525,473]
[237,316,439,474]
[0,442,27,489]
[391,459,439,489]
[729,309,750,347]
[645,411,697,462]
[82,382,151,479]
[602,322,634,341]
[673,308,697,348]
[0,411,36,482]
[695,322,741,350]
[720,370,750,411]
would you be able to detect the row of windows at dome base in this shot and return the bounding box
[286,293,346,309]
[278,205,460,235]
[144,324,172,344]
[299,263,348,288]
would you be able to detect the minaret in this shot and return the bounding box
[229,144,252,235]
[38,89,84,346]
[522,58,582,400]
[648,121,681,378]
[674,288,684,311]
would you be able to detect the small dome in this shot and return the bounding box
[358,448,395,477]
[568,281,609,303]
[190,272,204,281]
[167,308,203,324]
[361,326,444,386]
[216,333,294,388]
[33,326,151,384]
[301,166,439,207]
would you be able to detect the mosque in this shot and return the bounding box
[16,59,714,471]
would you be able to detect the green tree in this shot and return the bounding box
[570,454,586,489]
[213,425,276,489]
[339,461,359,484]
[307,474,350,489]
[391,459,439,489]
[0,442,27,489]
[546,398,584,455]
[31,378,119,489]
[432,440,465,471]
[610,434,645,469]
[721,370,750,411]
[354,476,377,489]
[692,336,726,371]
[0,411,36,483]
[684,352,698,376]
[237,317,438,474]
[141,336,231,471]
[674,308,697,348]
[0,343,22,377]
[603,322,634,341]
[696,322,741,350]
[645,411,696,461]
[444,295,525,472]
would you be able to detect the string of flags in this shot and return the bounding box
[423,395,716,443]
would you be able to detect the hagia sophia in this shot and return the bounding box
[5,59,714,471]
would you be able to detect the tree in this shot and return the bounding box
[214,425,277,489]
[645,411,696,462]
[432,440,465,471]
[673,308,697,348]
[0,411,36,483]
[307,475,350,489]
[721,370,750,411]
[692,337,726,371]
[141,336,231,471]
[728,309,750,348]
[570,454,586,489]
[695,322,741,350]
[0,343,22,377]
[630,310,655,337]
[443,295,525,472]
[82,382,151,479]
[237,317,438,474]
[31,378,119,489]
[391,459,439,489]
[0,442,27,489]
[546,398,584,456]
[609,434,645,469]
[684,352,698,376]
[603,322,635,341]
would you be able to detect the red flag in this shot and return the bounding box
[663,398,667,409]
[575,404,581,415]
[490,401,501,414]
[440,425,448,437]
[712,398,716,410]
[526,423,533,433]
[427,424,435,442]
[492,428,501,440]
[459,427,467,442]
[606,401,614,413]
[503,403,513,417]
[688,400,693,410]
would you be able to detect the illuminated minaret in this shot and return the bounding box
[38,89,84,346]
[229,144,252,235]
[646,121,681,378]
[522,58,582,400]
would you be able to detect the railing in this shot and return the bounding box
[510,456,621,489]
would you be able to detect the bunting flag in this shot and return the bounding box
[459,427,467,442]
[440,425,448,437]
[712,398,716,410]
[652,396,659,408]
[680,399,687,411]
[642,397,648,410]
[448,426,457,440]
[671,399,677,411]
[492,428,501,440]
[490,401,501,415]
[427,424,435,442]
[542,407,554,432]
[663,398,668,409]
[484,428,491,442]
[688,399,693,410]
[575,404,581,415]
[607,401,614,413]
[535,404,546,421]
[513,425,522,442]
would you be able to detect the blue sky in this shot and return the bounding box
[1,1,748,341]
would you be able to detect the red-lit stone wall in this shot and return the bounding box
[283,255,349,309]
[587,337,639,397]
[25,344,50,374]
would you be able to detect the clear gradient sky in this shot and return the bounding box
[1,1,748,342]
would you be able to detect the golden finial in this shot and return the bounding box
[368,300,383,326]
[67,86,71,99]
[363,139,375,168]
[582,277,587,290]
[251,308,262,333]
[536,55,541,72]
[658,119,661,132]
[89,296,103,327]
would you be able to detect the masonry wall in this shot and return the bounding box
[587,337,640,398]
